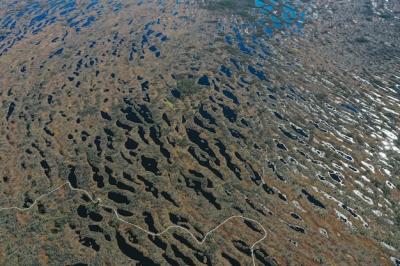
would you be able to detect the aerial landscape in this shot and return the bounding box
[0,0,399,265]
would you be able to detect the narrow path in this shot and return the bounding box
[0,181,268,266]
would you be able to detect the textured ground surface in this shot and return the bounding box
[0,0,399,265]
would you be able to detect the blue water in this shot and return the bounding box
[0,0,305,63]
[0,0,123,57]
[221,0,305,58]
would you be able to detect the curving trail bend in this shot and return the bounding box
[0,181,268,266]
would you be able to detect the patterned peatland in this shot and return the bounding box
[0,0,399,265]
